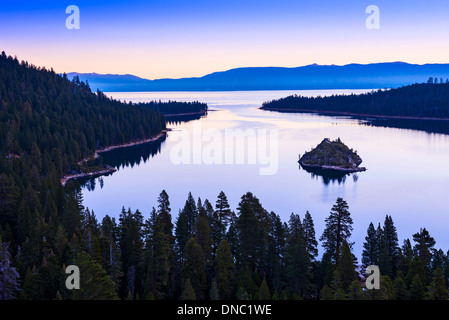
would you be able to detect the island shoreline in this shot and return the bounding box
[298,161,367,173]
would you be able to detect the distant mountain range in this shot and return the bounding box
[67,62,449,92]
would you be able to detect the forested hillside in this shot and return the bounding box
[0,52,167,173]
[2,186,448,300]
[261,80,449,120]
[139,100,207,115]
[0,52,207,300]
[1,53,448,301]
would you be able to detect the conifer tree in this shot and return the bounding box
[180,279,196,300]
[194,205,213,264]
[393,271,407,300]
[320,197,353,264]
[267,211,286,295]
[182,238,206,300]
[347,280,364,300]
[400,239,414,276]
[20,266,43,300]
[379,215,400,279]
[302,211,318,263]
[335,241,357,293]
[258,278,271,300]
[362,222,379,269]
[215,191,232,233]
[412,228,436,272]
[175,192,198,261]
[406,258,426,290]
[236,286,249,300]
[236,198,259,270]
[215,239,235,300]
[148,195,174,299]
[209,279,219,300]
[409,274,425,300]
[72,251,119,300]
[320,284,333,300]
[285,213,310,298]
[427,267,448,300]
[0,241,20,300]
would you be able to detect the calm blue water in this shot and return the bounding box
[81,90,449,258]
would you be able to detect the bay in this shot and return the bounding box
[81,90,449,258]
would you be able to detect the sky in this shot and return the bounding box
[1,0,449,79]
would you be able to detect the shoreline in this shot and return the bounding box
[260,107,449,122]
[163,110,208,117]
[62,129,169,186]
[60,165,117,187]
[299,161,367,173]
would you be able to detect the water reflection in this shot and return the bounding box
[166,112,207,125]
[363,118,449,135]
[269,110,449,135]
[79,134,166,190]
[81,175,109,191]
[299,164,359,185]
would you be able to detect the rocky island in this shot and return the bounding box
[298,138,366,173]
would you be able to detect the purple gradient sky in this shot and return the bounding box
[1,0,449,79]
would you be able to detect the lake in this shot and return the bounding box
[81,90,449,258]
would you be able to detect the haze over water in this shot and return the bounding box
[81,90,449,258]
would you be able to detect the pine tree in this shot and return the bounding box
[236,192,270,274]
[0,174,18,228]
[148,196,174,299]
[0,241,20,300]
[362,222,379,268]
[209,279,219,300]
[180,279,196,300]
[175,192,198,261]
[409,274,425,300]
[72,251,119,300]
[118,208,144,298]
[238,266,256,299]
[182,238,206,300]
[20,265,43,300]
[347,280,364,300]
[258,278,271,300]
[302,211,318,262]
[215,239,235,300]
[431,249,446,274]
[412,228,436,272]
[400,239,414,276]
[267,211,286,296]
[320,197,353,264]
[320,284,333,300]
[393,271,407,300]
[215,191,232,232]
[225,212,239,263]
[62,182,84,237]
[236,198,259,270]
[427,267,448,300]
[285,213,310,298]
[379,215,400,279]
[335,241,357,293]
[194,205,213,264]
[236,286,249,300]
